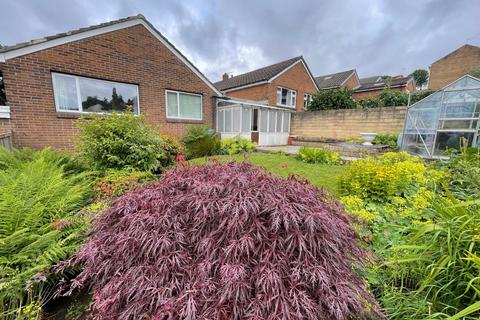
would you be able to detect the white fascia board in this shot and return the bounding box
[268,59,319,91]
[1,19,222,96]
[222,80,268,93]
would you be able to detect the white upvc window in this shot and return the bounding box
[52,72,140,114]
[303,93,313,109]
[166,90,203,120]
[276,87,297,108]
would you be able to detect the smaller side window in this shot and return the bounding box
[0,71,7,106]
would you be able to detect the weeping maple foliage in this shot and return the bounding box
[59,162,382,319]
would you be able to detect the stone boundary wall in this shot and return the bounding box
[291,106,407,140]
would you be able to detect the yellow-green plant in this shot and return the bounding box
[296,146,341,164]
[340,152,443,202]
[219,135,255,155]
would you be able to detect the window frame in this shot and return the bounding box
[51,72,140,115]
[276,87,297,108]
[303,93,313,109]
[165,89,203,121]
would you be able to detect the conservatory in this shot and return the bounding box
[401,75,480,158]
[216,98,292,146]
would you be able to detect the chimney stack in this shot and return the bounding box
[222,73,229,81]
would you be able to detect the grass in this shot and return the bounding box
[190,152,345,196]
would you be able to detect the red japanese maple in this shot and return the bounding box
[62,162,382,319]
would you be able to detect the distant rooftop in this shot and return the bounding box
[315,69,356,89]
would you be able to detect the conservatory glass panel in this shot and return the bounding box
[224,109,232,132]
[276,112,283,133]
[259,109,268,133]
[242,107,251,132]
[217,110,224,132]
[232,108,241,132]
[283,112,290,132]
[268,111,277,133]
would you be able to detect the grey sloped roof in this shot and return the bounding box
[355,75,411,92]
[0,16,144,53]
[214,56,303,91]
[315,69,356,89]
[0,14,222,95]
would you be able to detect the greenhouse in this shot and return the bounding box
[401,75,480,158]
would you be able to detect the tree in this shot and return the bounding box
[467,66,480,79]
[308,88,356,111]
[413,69,429,89]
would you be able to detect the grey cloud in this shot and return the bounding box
[1,0,479,82]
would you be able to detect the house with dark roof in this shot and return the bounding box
[352,75,415,99]
[428,44,480,90]
[0,15,221,150]
[213,56,318,145]
[315,69,360,90]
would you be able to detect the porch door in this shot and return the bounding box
[251,108,259,144]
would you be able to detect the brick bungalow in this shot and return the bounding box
[213,56,318,145]
[315,69,360,91]
[428,44,480,90]
[0,15,222,150]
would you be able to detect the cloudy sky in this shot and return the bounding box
[2,0,480,82]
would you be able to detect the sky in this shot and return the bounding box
[1,0,480,82]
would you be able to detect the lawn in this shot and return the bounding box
[190,152,345,196]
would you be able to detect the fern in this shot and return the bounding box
[0,148,91,319]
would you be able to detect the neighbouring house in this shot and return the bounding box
[213,56,318,145]
[428,44,480,90]
[315,69,360,90]
[352,75,415,99]
[0,15,221,150]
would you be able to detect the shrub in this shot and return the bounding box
[94,170,156,201]
[357,97,380,109]
[378,89,408,107]
[393,197,480,318]
[296,146,341,164]
[308,88,356,111]
[439,147,480,199]
[409,89,434,105]
[59,162,382,319]
[0,150,91,319]
[340,152,443,202]
[181,125,221,159]
[372,133,398,149]
[219,135,255,155]
[77,111,178,173]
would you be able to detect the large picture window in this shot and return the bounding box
[276,87,296,108]
[166,90,202,120]
[52,73,139,114]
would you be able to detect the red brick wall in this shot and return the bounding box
[429,45,480,90]
[343,74,360,90]
[224,61,318,112]
[270,62,317,111]
[1,25,217,150]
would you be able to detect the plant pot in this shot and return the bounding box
[360,133,377,146]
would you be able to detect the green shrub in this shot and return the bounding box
[94,170,156,201]
[410,89,435,105]
[372,133,398,149]
[356,97,380,109]
[219,135,255,155]
[296,146,341,164]
[308,88,356,111]
[439,147,480,199]
[181,125,220,159]
[0,150,91,319]
[340,152,443,202]
[393,197,480,318]
[378,89,408,107]
[77,111,178,173]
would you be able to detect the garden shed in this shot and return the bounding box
[401,75,480,157]
[216,98,292,146]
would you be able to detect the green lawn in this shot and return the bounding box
[190,152,346,196]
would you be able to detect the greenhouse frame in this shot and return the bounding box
[401,75,480,158]
[216,98,293,146]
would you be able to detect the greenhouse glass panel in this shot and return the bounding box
[401,75,480,158]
